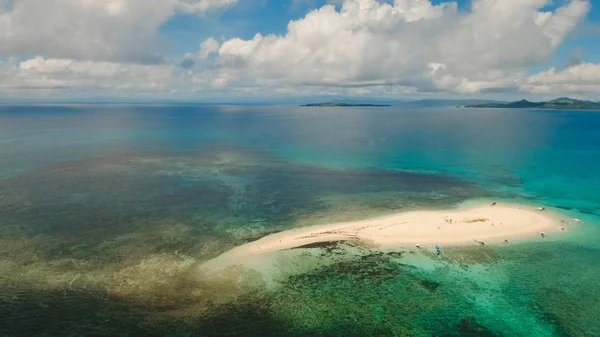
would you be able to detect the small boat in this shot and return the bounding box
[536,207,546,211]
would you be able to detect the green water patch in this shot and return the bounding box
[253,240,600,336]
[496,242,600,336]
[266,251,506,336]
[290,240,349,253]
[0,286,149,337]
[0,147,496,335]
[0,147,485,262]
[412,241,600,336]
[0,284,286,337]
[3,242,593,337]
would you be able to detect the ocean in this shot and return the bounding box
[0,104,599,336]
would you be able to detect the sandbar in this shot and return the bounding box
[208,203,568,266]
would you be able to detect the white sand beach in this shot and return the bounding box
[208,203,567,266]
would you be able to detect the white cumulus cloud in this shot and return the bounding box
[2,0,600,99]
[0,56,181,94]
[521,63,600,94]
[0,0,238,62]
[197,0,591,94]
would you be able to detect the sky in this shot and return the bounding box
[1,0,600,102]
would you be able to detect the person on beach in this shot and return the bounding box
[435,245,441,255]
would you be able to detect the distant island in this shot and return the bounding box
[300,102,391,107]
[399,99,506,107]
[466,97,600,110]
[298,97,600,109]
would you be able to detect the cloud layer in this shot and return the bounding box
[0,0,237,62]
[203,0,590,94]
[1,0,599,99]
[522,63,600,94]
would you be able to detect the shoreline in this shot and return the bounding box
[206,203,570,267]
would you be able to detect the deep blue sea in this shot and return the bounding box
[0,105,599,336]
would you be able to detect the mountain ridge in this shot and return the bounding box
[466,97,600,110]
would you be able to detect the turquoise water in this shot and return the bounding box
[0,105,599,336]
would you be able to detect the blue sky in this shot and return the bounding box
[161,0,334,53]
[1,0,599,101]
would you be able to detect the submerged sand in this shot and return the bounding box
[207,203,567,267]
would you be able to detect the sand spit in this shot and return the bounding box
[204,203,567,269]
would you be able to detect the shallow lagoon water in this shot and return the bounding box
[0,105,599,336]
